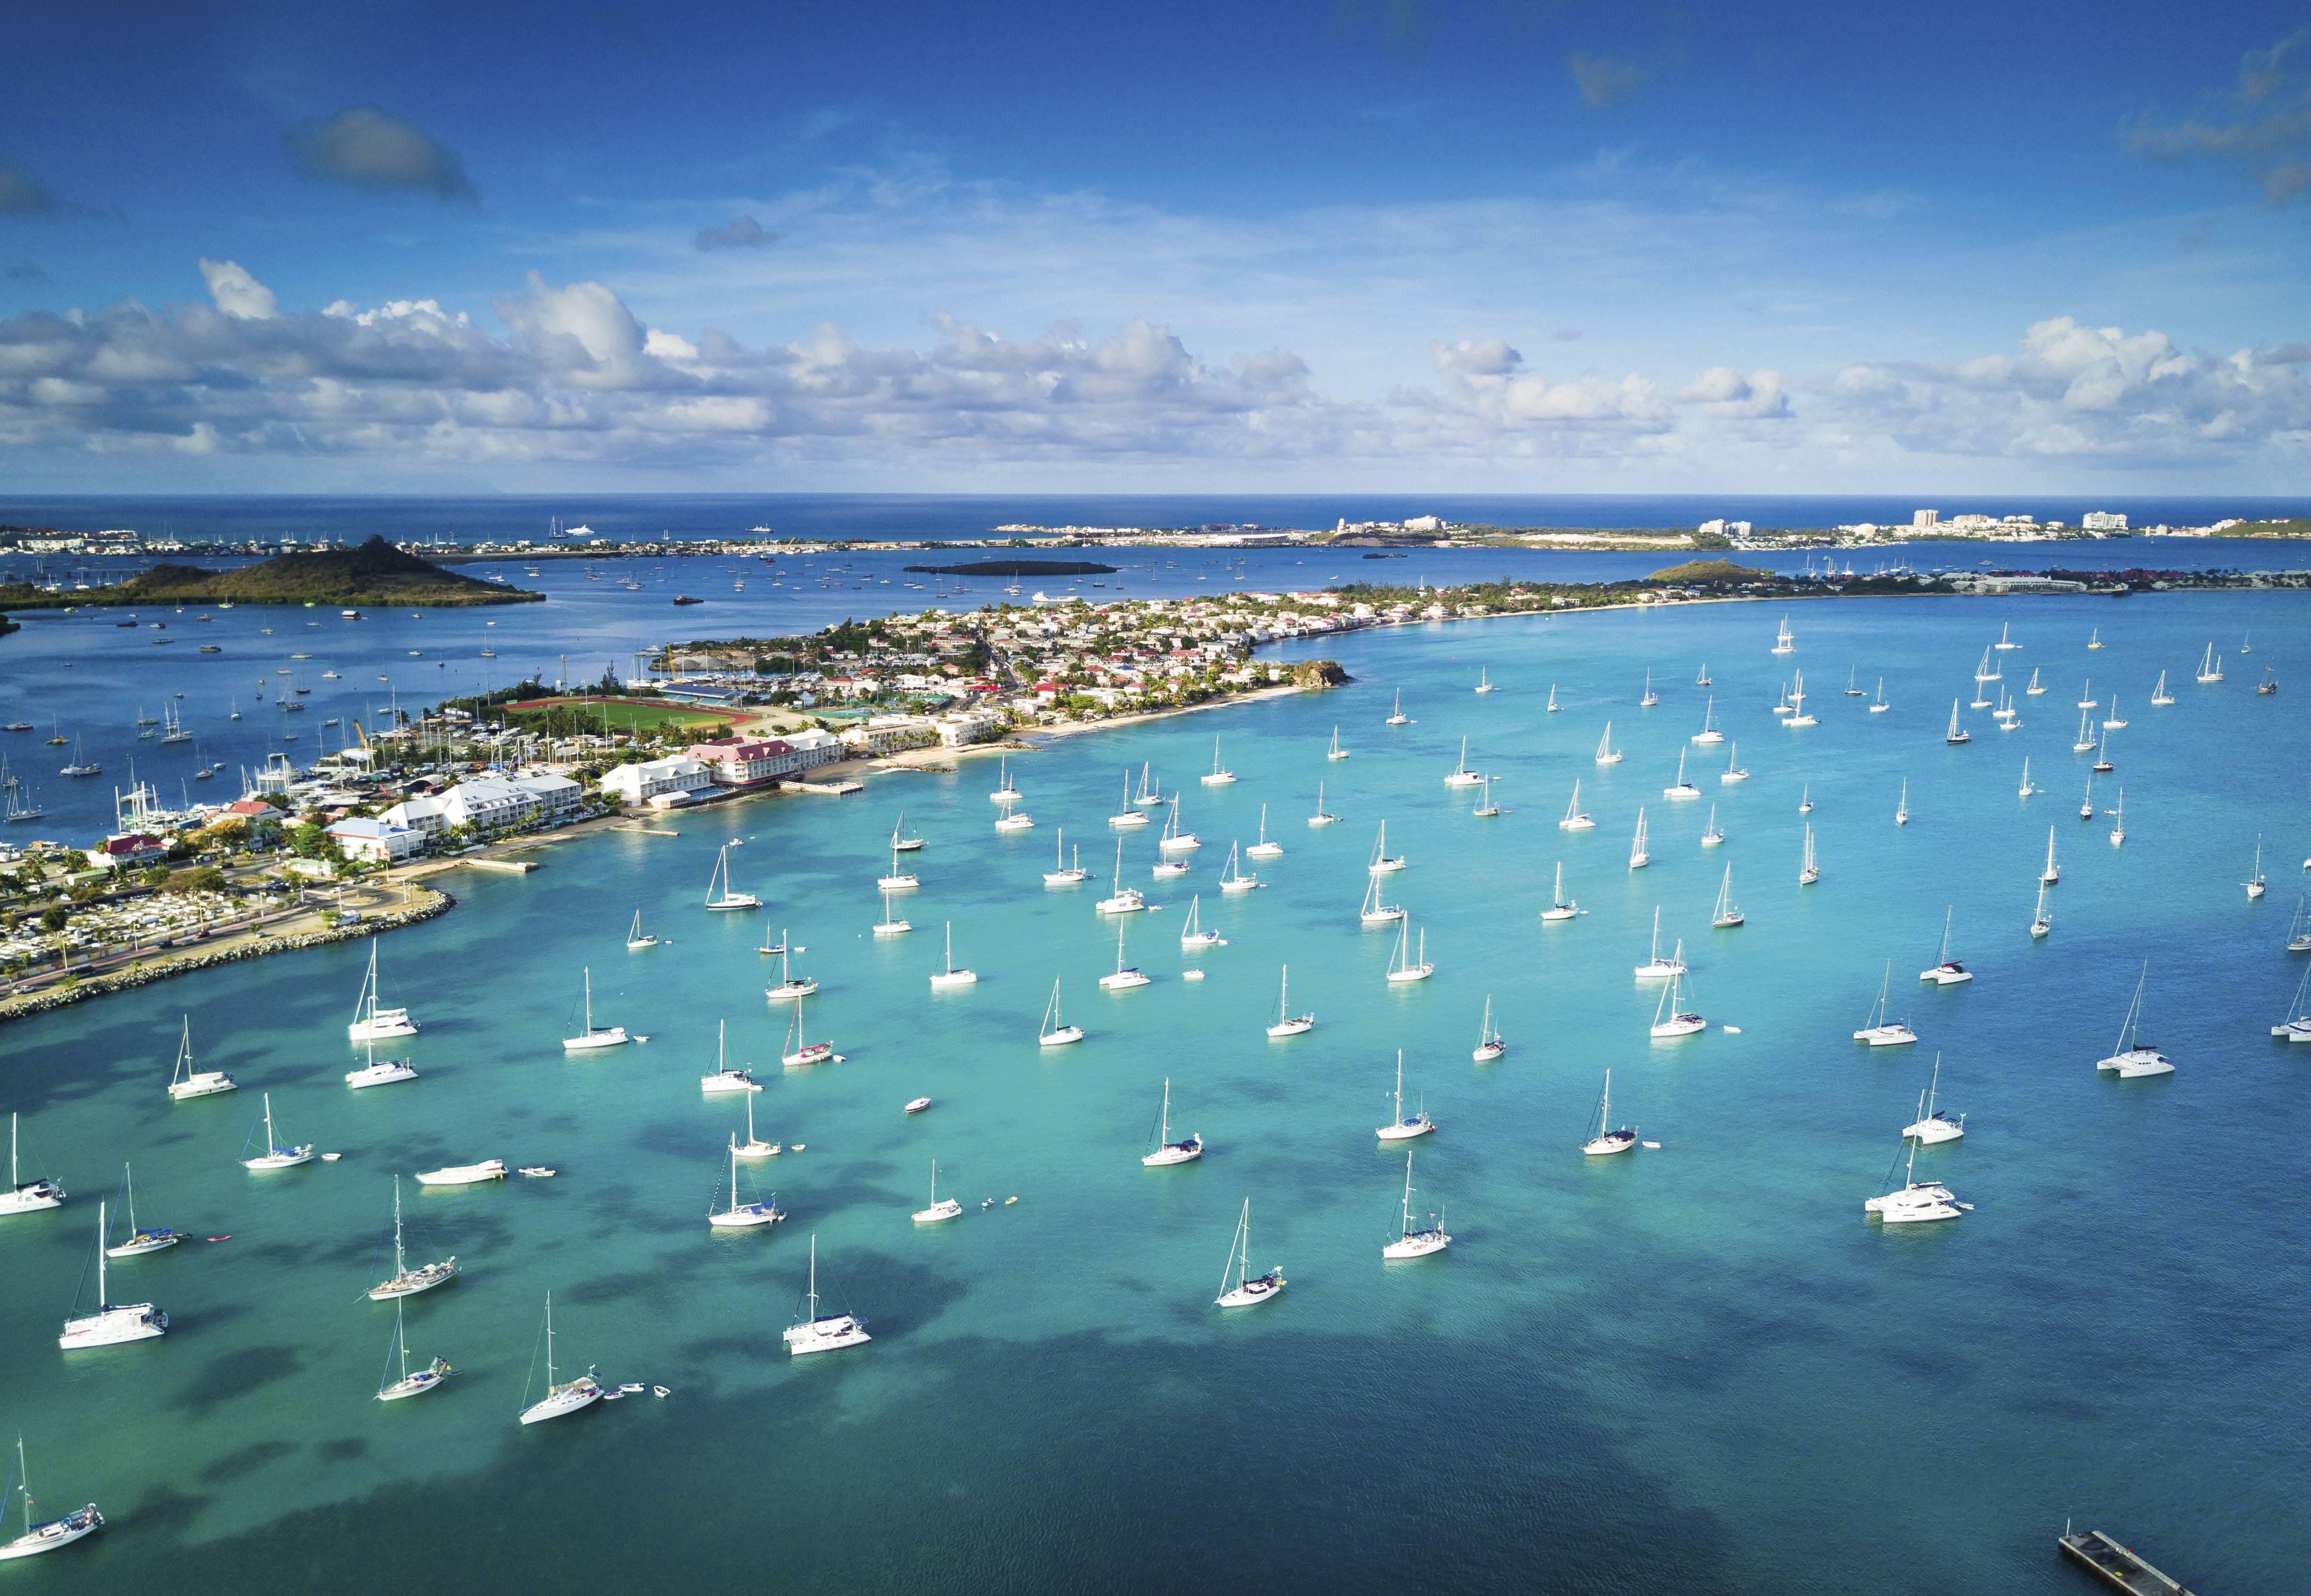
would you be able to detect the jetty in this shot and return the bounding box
[2058,1530,2193,1595]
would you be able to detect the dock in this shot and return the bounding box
[778,779,865,795]
[464,858,537,874]
[2059,1530,2193,1595]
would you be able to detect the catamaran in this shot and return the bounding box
[518,1292,604,1421]
[1142,1079,1202,1165]
[1559,779,1596,830]
[1711,864,1743,927]
[165,1017,236,1100]
[1215,1201,1284,1308]
[1039,977,1085,1044]
[347,940,417,1040]
[1634,907,1686,978]
[1919,906,1971,984]
[1472,996,1505,1061]
[704,844,761,910]
[1594,722,1621,764]
[929,921,978,988]
[1109,772,1150,827]
[1158,796,1200,853]
[1097,839,1146,915]
[911,1160,962,1223]
[1369,819,1406,872]
[369,1176,457,1298]
[59,1202,166,1348]
[1581,1069,1637,1156]
[1903,1056,1965,1144]
[1628,808,1650,869]
[1649,974,1705,1038]
[1266,966,1313,1036]
[1218,841,1262,893]
[1375,1050,1434,1138]
[1386,691,1410,726]
[561,968,629,1049]
[1853,961,1917,1046]
[1386,921,1433,983]
[784,1237,872,1353]
[1692,697,1724,744]
[2097,963,2173,1076]
[700,1020,760,1093]
[240,1093,314,1169]
[1799,824,1819,886]
[1044,828,1090,885]
[1381,1149,1450,1259]
[0,1438,103,1560]
[1444,736,1484,787]
[626,909,658,950]
[1308,782,1339,826]
[1865,1143,1964,1224]
[1201,736,1236,785]
[1663,749,1700,800]
[1542,861,1580,922]
[1327,727,1350,760]
[376,1301,454,1401]
[1180,895,1226,947]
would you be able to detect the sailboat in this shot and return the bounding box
[779,1005,841,1068]
[988,755,1020,802]
[1853,961,1916,1045]
[561,968,630,1049]
[2070,706,2096,752]
[2040,827,2060,885]
[2258,664,2278,695]
[240,1093,315,1169]
[1542,862,1580,921]
[1973,645,2000,684]
[2107,787,2126,847]
[784,1237,872,1352]
[1919,908,1971,984]
[1903,1056,1965,1143]
[704,844,761,910]
[911,1160,962,1223]
[1720,740,1748,782]
[1444,736,1484,786]
[1845,665,1864,696]
[1386,921,1433,983]
[1142,1079,1202,1164]
[890,810,923,851]
[1098,838,1146,915]
[369,1176,456,1297]
[2271,963,2311,1041]
[1696,663,1712,686]
[1158,795,1201,852]
[103,1165,179,1257]
[731,1087,779,1158]
[2079,773,2097,820]
[1634,907,1686,978]
[1711,864,1744,927]
[1040,977,1086,1044]
[1638,670,1659,709]
[2285,896,2311,954]
[2196,643,2222,683]
[1243,804,1284,860]
[1,1114,63,1215]
[2090,731,2114,774]
[1044,829,1090,885]
[1381,1150,1450,1259]
[1386,690,1410,726]
[1266,966,1313,1036]
[994,794,1035,831]
[1700,803,1725,847]
[2024,667,2045,697]
[1218,841,1262,893]
[1134,762,1162,806]
[2245,835,2268,899]
[1179,895,1226,947]
[1581,1070,1637,1156]
[1870,677,1889,713]
[1628,808,1649,869]
[346,1035,417,1089]
[1308,782,1339,826]
[1692,696,1724,744]
[1099,920,1151,989]
[1649,974,1705,1037]
[164,1017,236,1100]
[2030,881,2053,939]
[2103,697,2127,729]
[1474,667,1497,694]
[1559,779,1596,830]
[703,1145,782,1228]
[1375,1051,1434,1138]
[700,1020,759,1093]
[1327,727,1350,760]
[347,940,418,1039]
[1359,869,1405,926]
[1945,699,1969,744]
[1201,736,1236,785]
[1664,749,1700,800]
[2018,757,2038,797]
[59,1203,166,1348]
[1772,616,1794,654]
[1369,819,1406,872]
[626,909,658,950]
[1215,1201,1285,1308]
[0,1438,103,1560]
[2150,670,2174,706]
[1471,773,1502,817]
[1798,824,1819,886]
[877,841,921,892]
[1472,997,1505,1062]
[1786,670,1816,726]
[1546,684,1560,712]
[1894,779,1909,826]
[2097,963,2174,1076]
[376,1301,455,1401]
[1864,1143,1964,1224]
[1594,722,1621,764]
[517,1292,604,1421]
[929,921,977,988]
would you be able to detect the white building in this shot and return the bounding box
[325,817,424,863]
[1914,509,1940,527]
[511,773,584,818]
[933,710,1005,746]
[600,755,714,807]
[1699,519,1726,536]
[2082,510,2128,531]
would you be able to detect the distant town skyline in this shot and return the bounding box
[2,2,2307,495]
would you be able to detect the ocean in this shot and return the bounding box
[2,585,2307,1592]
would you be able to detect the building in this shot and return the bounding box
[2082,511,2128,531]
[325,817,424,863]
[781,727,844,768]
[933,710,1005,746]
[1914,509,1940,527]
[599,755,714,808]
[1699,519,1726,536]
[510,772,584,819]
[684,736,795,786]
[840,715,940,756]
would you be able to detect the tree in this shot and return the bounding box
[40,906,68,933]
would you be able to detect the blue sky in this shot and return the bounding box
[2,1,2307,495]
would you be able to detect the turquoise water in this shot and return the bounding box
[4,592,2308,1592]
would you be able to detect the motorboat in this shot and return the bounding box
[415,1160,506,1186]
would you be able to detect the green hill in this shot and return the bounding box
[1648,558,1775,585]
[0,536,542,609]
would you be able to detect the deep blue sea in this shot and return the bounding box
[3,578,2308,1593]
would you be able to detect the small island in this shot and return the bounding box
[902,558,1118,577]
[0,535,544,610]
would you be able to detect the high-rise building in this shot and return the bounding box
[1913,509,1940,527]
[2081,511,2128,531]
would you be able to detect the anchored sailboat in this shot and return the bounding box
[240,1093,314,1169]
[1902,1055,1965,1143]
[1180,894,1226,947]
[103,1164,179,1256]
[1594,721,1622,764]
[1375,1051,1434,1139]
[1039,976,1086,1044]
[1143,1079,1202,1165]
[1386,921,1433,983]
[1215,1201,1284,1308]
[1381,1149,1450,1259]
[1473,996,1505,1061]
[1266,966,1313,1036]
[347,940,418,1040]
[1559,778,1596,830]
[910,1160,962,1224]
[1444,736,1484,787]
[1201,736,1236,785]
[1246,804,1284,858]
[2097,963,2173,1076]
[1853,961,1916,1046]
[59,1202,166,1348]
[517,1292,603,1421]
[704,844,761,910]
[376,1301,455,1401]
[1919,907,1971,984]
[1581,1070,1637,1156]
[1711,864,1744,928]
[561,968,630,1050]
[1799,824,1819,886]
[1628,808,1649,869]
[1542,861,1580,922]
[164,1017,236,1100]
[784,1237,872,1352]
[369,1176,456,1298]
[929,921,978,989]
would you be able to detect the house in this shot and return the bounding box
[600,755,714,808]
[326,817,424,863]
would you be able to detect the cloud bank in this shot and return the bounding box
[282,105,478,201]
[2126,30,2311,205]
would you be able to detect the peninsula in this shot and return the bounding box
[0,535,543,610]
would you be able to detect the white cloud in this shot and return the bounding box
[197,258,279,320]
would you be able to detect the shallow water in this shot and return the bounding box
[2,589,2307,1593]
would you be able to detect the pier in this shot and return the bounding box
[2059,1530,2193,1595]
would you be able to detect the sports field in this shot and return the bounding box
[500,696,741,732]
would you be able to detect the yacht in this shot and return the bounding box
[929,922,978,989]
[1594,722,1621,764]
[1649,974,1705,1037]
[1218,841,1262,893]
[103,1164,179,1256]
[1246,804,1284,858]
[1472,997,1505,1062]
[1108,772,1150,828]
[1178,895,1226,948]
[1474,666,1497,695]
[1720,741,1747,782]
[765,936,819,999]
[346,1040,418,1090]
[164,1017,236,1100]
[58,1203,166,1348]
[1865,1144,1964,1224]
[1918,908,1971,984]
[240,1093,315,1169]
[783,1237,872,1353]
[911,1160,962,1223]
[1381,1150,1450,1260]
[1945,700,1969,744]
[1044,830,1090,885]
[414,1159,507,1186]
[1327,727,1350,760]
[1097,840,1146,915]
[347,940,418,1040]
[1385,922,1433,983]
[1710,864,1743,927]
[1385,690,1410,726]
[1559,779,1596,830]
[1099,921,1151,989]
[2030,882,2053,939]
[2,1113,64,1215]
[1215,1201,1285,1308]
[517,1293,605,1421]
[703,844,761,910]
[2095,964,2174,1076]
[1662,749,1700,800]
[561,968,630,1049]
[376,1303,455,1402]
[1901,1056,1965,1144]
[1368,819,1406,872]
[700,1021,761,1093]
[369,1176,457,1298]
[1039,977,1085,1045]
[1265,966,1314,1036]
[1541,862,1580,921]
[1200,736,1236,785]
[1308,782,1339,826]
[2040,827,2060,885]
[1853,962,1918,1046]
[1444,736,1484,787]
[1580,1069,1637,1156]
[1700,803,1725,848]
[1633,907,1686,978]
[1157,796,1201,853]
[1692,696,1724,744]
[0,1440,101,1560]
[1141,1078,1203,1165]
[1374,1052,1434,1139]
[1628,809,1649,869]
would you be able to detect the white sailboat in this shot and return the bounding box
[1386,921,1433,983]
[1799,824,1819,886]
[1386,690,1410,726]
[2040,827,2060,885]
[993,796,1035,831]
[1902,1055,1965,1143]
[765,935,819,998]
[1649,974,1705,1038]
[0,1438,103,1560]
[1786,670,1816,726]
[561,968,630,1049]
[1594,722,1622,764]
[1541,861,1580,922]
[1664,749,1700,800]
[1696,663,1711,686]
[2080,773,2097,820]
[376,1301,455,1401]
[1472,996,1506,1062]
[1444,736,1484,786]
[1381,1149,1451,1259]
[345,1036,417,1089]
[1973,645,1999,684]
[2030,881,2053,939]
[1097,838,1146,915]
[103,1164,180,1256]
[626,909,658,950]
[1474,666,1497,695]
[1266,966,1314,1036]
[2271,964,2311,1041]
[783,1237,872,1353]
[1853,961,1917,1046]
[1864,1143,1964,1224]
[1712,864,1744,927]
[2018,757,2038,797]
[2102,697,2126,729]
[877,839,921,892]
[2024,667,2045,696]
[1692,696,1724,744]
[1772,616,1794,654]
[1945,699,1969,744]
[2285,896,2311,954]
[704,843,761,910]
[1,1113,63,1214]
[1099,920,1151,989]
[2071,706,2096,752]
[1870,677,1889,712]
[1894,779,1909,826]
[1919,906,1971,984]
[240,1093,315,1169]
[700,1020,760,1093]
[1581,1069,1637,1156]
[1218,841,1262,893]
[1546,684,1560,712]
[1375,1051,1434,1139]
[1039,977,1086,1044]
[347,941,419,1041]
[1308,782,1339,826]
[911,1160,962,1223]
[369,1176,457,1297]
[1134,762,1162,806]
[1246,804,1284,858]
[1559,779,1596,830]
[2196,643,2222,683]
[1628,807,1649,869]
[165,1017,236,1100]
[1720,740,1748,782]
[2107,786,2126,847]
[1201,736,1236,785]
[1215,1201,1285,1308]
[731,1088,779,1158]
[1157,795,1201,853]
[779,1005,841,1068]
[1639,669,1659,708]
[891,809,924,850]
[1043,828,1090,884]
[1358,871,1405,926]
[2092,731,2114,774]
[59,1203,166,1348]
[1634,907,1686,978]
[1327,727,1350,760]
[929,922,978,988]
[1369,819,1406,872]
[1798,783,1813,814]
[2097,964,2173,1076]
[1108,772,1150,827]
[1995,622,2020,650]
[988,755,1020,802]
[2150,670,2174,706]
[1180,894,1226,947]
[1472,773,1502,817]
[517,1292,604,1421]
[1143,1078,1203,1164]
[1700,803,1725,847]
[2245,835,2267,899]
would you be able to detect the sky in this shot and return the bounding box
[1,0,2307,497]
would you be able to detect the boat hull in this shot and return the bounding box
[562,1029,630,1050]
[519,1382,603,1423]
[168,1074,238,1100]
[59,1305,166,1348]
[415,1162,506,1186]
[1383,1232,1450,1259]
[784,1317,871,1355]
[0,1508,101,1560]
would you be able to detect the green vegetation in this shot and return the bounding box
[500,697,738,736]
[0,536,543,609]
[1648,559,1776,584]
[2227,519,2311,538]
